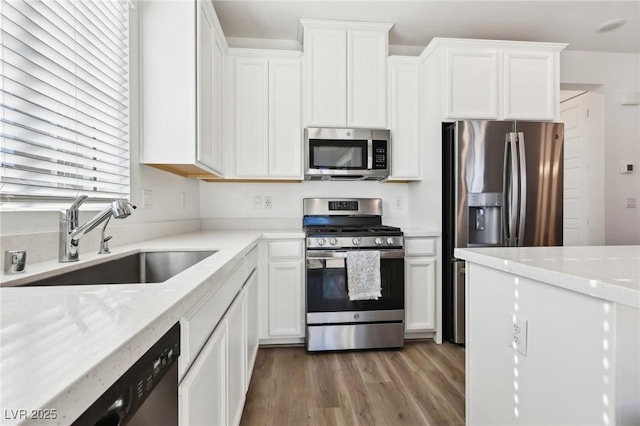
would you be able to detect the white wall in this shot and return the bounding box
[0,5,201,266]
[560,50,640,245]
[199,181,410,229]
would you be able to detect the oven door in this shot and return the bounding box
[306,249,404,324]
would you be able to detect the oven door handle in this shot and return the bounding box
[306,250,405,259]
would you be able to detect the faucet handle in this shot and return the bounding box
[69,195,88,211]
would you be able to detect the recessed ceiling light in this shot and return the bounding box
[596,19,626,33]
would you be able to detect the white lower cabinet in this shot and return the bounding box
[404,237,439,338]
[226,289,246,426]
[259,239,305,343]
[405,257,436,331]
[245,271,259,389]
[179,246,259,426]
[179,320,227,426]
[268,261,304,337]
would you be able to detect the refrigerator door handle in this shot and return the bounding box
[516,132,527,246]
[503,133,519,247]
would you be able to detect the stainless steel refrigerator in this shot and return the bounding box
[442,120,564,344]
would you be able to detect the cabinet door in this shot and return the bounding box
[268,261,304,337]
[179,320,227,426]
[347,30,387,128]
[305,29,347,127]
[245,271,259,389]
[196,0,223,174]
[227,291,246,426]
[389,59,420,179]
[269,59,302,177]
[405,257,436,331]
[235,57,269,176]
[445,49,499,119]
[503,50,557,120]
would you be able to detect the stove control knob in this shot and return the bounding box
[329,238,338,246]
[375,237,383,245]
[317,238,326,246]
[352,237,361,246]
[386,237,395,245]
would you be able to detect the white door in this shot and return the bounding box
[269,58,302,177]
[561,91,605,245]
[405,257,436,332]
[268,261,304,337]
[388,57,421,180]
[445,49,499,119]
[305,28,347,127]
[503,50,557,120]
[179,321,227,426]
[226,291,246,426]
[347,29,388,128]
[196,0,223,174]
[245,271,259,388]
[234,57,269,177]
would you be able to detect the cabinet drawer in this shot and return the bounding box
[180,260,245,378]
[406,238,436,256]
[268,240,303,259]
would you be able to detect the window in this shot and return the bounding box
[1,0,130,209]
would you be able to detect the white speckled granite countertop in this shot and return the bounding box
[455,245,640,308]
[0,229,304,425]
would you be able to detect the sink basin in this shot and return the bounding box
[19,250,217,287]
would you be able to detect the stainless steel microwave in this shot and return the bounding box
[304,128,391,180]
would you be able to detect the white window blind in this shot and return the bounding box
[0,0,130,207]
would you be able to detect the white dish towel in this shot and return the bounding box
[346,251,382,301]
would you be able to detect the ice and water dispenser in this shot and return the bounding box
[467,192,503,245]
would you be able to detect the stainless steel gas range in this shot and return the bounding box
[303,198,405,352]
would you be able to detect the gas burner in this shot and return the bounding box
[302,198,404,250]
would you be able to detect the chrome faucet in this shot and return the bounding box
[59,196,136,262]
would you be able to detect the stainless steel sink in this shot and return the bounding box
[19,251,217,287]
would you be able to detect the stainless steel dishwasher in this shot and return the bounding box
[72,323,180,426]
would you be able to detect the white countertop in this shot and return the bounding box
[0,229,303,425]
[455,245,640,309]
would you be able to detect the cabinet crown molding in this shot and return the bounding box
[419,37,568,63]
[299,18,394,45]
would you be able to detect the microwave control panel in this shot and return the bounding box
[373,140,388,170]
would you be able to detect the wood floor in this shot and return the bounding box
[239,341,465,426]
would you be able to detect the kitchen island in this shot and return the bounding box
[455,245,640,426]
[0,230,303,425]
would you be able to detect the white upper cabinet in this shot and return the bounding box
[347,30,389,128]
[227,50,302,179]
[503,50,557,120]
[429,39,566,121]
[269,59,303,177]
[304,28,347,127]
[302,20,393,129]
[234,57,269,177]
[445,49,500,119]
[141,0,226,178]
[388,56,421,180]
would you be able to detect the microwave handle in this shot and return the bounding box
[367,139,373,170]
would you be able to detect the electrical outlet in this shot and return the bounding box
[395,196,402,210]
[181,192,187,210]
[509,314,528,356]
[263,196,272,209]
[253,196,262,209]
[143,189,153,209]
[626,197,637,208]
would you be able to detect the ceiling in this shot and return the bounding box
[212,1,640,53]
